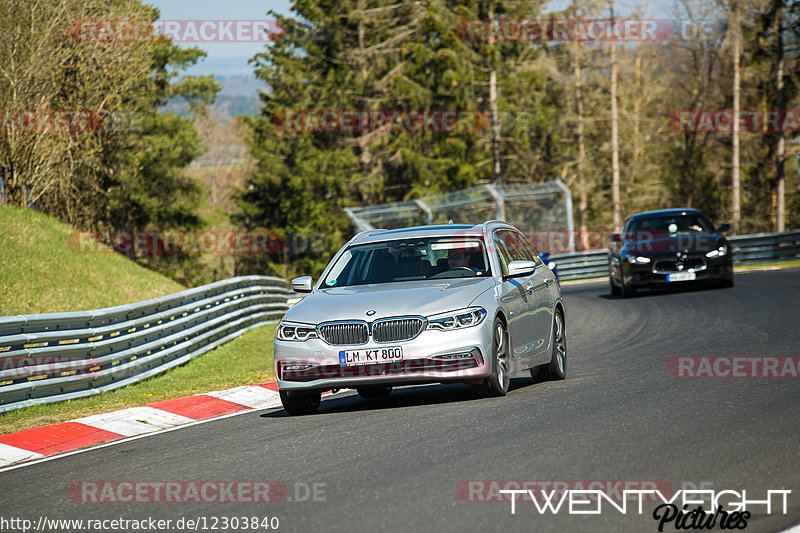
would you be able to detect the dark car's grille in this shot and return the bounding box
[653,257,707,273]
[318,322,369,345]
[373,318,425,343]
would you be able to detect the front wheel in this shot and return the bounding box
[620,278,637,298]
[474,320,510,398]
[531,310,567,381]
[279,390,321,416]
[609,274,621,296]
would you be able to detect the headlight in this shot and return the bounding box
[706,244,727,258]
[276,322,319,341]
[626,253,651,264]
[427,307,487,331]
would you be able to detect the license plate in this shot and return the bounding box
[667,272,696,282]
[339,347,403,366]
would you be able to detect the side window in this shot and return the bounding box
[500,231,531,262]
[493,233,513,276]
[516,232,543,266]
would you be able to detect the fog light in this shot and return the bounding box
[432,352,473,360]
[283,363,316,372]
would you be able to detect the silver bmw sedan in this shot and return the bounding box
[274,221,566,415]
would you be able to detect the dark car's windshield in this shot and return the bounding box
[626,213,716,237]
[321,237,491,287]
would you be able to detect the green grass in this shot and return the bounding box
[0,206,278,436]
[0,206,185,315]
[0,323,277,435]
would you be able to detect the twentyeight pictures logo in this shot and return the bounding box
[459,481,792,531]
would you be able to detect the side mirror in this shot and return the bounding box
[505,260,537,279]
[611,233,622,243]
[717,223,730,233]
[291,276,313,293]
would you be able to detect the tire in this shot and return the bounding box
[357,385,392,399]
[474,319,510,398]
[279,390,321,416]
[620,277,637,298]
[609,275,621,296]
[531,309,567,382]
[721,276,734,288]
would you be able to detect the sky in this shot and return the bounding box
[148,0,293,75]
[148,0,675,77]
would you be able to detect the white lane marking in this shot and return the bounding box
[0,388,350,473]
[205,385,281,409]
[0,443,46,466]
[0,403,282,473]
[74,406,195,437]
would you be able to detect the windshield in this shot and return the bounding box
[626,213,716,237]
[321,237,492,287]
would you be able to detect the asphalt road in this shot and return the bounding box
[2,268,799,533]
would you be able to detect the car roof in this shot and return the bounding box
[350,221,514,245]
[628,208,704,220]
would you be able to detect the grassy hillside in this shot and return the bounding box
[0,206,186,316]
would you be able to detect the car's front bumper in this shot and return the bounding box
[622,255,733,288]
[274,321,494,392]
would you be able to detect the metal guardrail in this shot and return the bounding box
[728,230,800,265]
[550,230,800,281]
[0,276,289,413]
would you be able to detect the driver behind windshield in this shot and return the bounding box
[447,247,471,268]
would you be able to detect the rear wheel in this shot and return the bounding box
[474,320,510,398]
[279,390,321,416]
[357,386,392,399]
[531,310,567,381]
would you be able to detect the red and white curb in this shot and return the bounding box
[0,382,304,469]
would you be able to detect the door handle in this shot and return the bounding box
[543,278,553,286]
[525,282,533,294]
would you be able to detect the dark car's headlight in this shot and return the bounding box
[277,322,319,341]
[706,244,727,258]
[625,253,651,264]
[427,307,487,331]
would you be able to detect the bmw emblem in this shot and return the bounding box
[366,310,376,316]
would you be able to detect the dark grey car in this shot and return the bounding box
[608,208,734,298]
